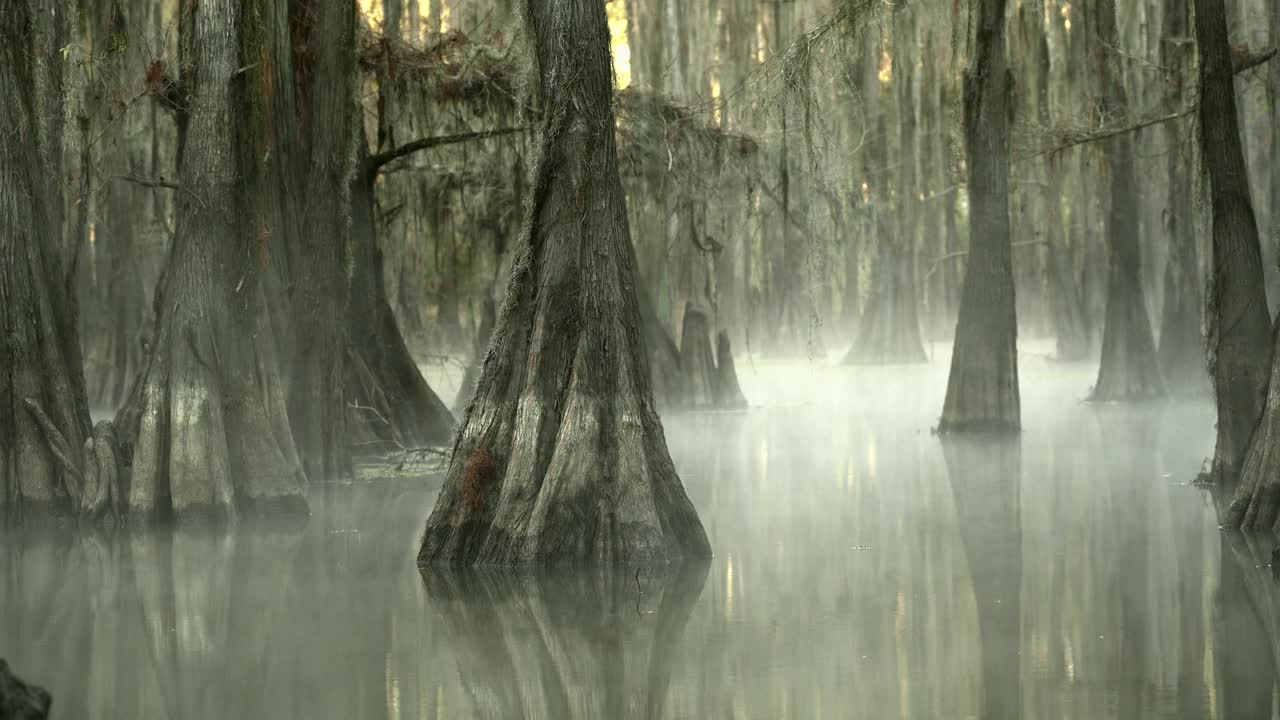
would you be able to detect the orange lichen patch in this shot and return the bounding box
[144,59,165,92]
[461,447,497,514]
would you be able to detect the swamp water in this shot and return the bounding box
[4,343,1270,719]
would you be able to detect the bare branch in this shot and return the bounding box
[113,174,179,190]
[365,127,525,176]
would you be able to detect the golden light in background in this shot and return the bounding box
[878,48,893,85]
[606,0,632,89]
[356,1,449,41]
[1061,2,1073,33]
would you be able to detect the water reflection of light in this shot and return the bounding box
[385,652,400,719]
[867,435,878,480]
[726,553,735,618]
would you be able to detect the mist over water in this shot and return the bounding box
[2,342,1253,719]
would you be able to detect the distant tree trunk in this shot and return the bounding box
[679,303,718,408]
[348,160,455,450]
[418,0,711,566]
[285,0,358,483]
[845,111,928,365]
[78,0,169,412]
[0,0,96,515]
[1157,0,1209,396]
[453,294,496,413]
[1088,0,1165,401]
[939,0,1019,433]
[714,331,748,409]
[1188,0,1274,511]
[117,0,305,517]
[1034,23,1088,362]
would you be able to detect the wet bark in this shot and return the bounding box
[116,0,306,518]
[1,0,98,517]
[1088,0,1166,402]
[417,0,711,566]
[940,0,1020,433]
[1157,0,1209,397]
[1192,0,1274,494]
[0,659,50,720]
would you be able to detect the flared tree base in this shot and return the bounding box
[0,659,50,720]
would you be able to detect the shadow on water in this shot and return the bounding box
[420,561,709,720]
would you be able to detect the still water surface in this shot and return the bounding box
[4,345,1273,719]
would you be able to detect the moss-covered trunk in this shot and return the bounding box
[419,0,710,566]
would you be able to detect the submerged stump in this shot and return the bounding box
[417,0,710,567]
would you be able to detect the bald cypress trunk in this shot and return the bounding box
[348,163,455,451]
[1186,0,1274,513]
[285,0,358,483]
[0,0,96,515]
[1088,0,1165,401]
[939,0,1019,433]
[418,0,710,566]
[117,0,305,517]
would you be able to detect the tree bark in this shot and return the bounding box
[348,162,455,452]
[1190,0,1274,499]
[117,0,305,518]
[1,0,96,516]
[418,0,711,566]
[1088,0,1166,401]
[939,0,1020,433]
[286,0,358,483]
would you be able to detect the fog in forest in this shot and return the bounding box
[4,0,1280,717]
